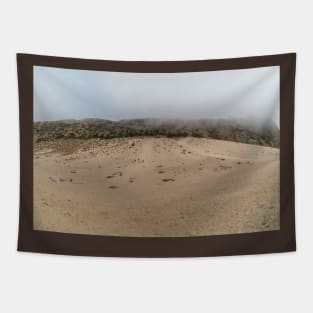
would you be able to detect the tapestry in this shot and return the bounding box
[17,53,296,257]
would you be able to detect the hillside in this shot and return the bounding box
[34,136,279,236]
[34,118,280,148]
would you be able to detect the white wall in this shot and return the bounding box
[0,1,311,312]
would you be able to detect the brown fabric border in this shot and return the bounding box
[17,53,296,257]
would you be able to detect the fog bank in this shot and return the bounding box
[34,65,280,127]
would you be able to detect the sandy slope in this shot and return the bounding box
[34,137,279,237]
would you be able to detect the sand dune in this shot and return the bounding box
[34,137,279,237]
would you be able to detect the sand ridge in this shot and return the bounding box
[34,137,279,237]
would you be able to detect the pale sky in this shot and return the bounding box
[34,65,280,127]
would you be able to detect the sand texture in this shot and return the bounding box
[34,137,279,237]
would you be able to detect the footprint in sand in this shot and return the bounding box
[49,177,57,183]
[162,178,175,182]
[261,219,270,228]
[107,171,123,179]
[214,165,232,172]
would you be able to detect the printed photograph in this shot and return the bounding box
[33,65,280,237]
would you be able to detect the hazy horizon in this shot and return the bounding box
[34,65,280,127]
